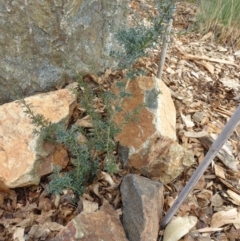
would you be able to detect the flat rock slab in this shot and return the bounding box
[0,89,76,188]
[121,174,164,241]
[51,203,128,241]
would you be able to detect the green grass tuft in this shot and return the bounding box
[196,0,240,48]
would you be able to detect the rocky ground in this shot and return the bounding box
[1,1,240,240]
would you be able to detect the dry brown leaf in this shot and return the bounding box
[59,206,74,218]
[214,164,225,179]
[210,193,224,207]
[38,197,53,212]
[13,227,25,241]
[92,183,100,197]
[75,115,93,128]
[195,176,206,190]
[16,212,35,228]
[195,233,211,241]
[181,113,194,128]
[227,189,240,205]
[100,171,117,187]
[219,178,240,195]
[196,227,222,233]
[19,202,37,213]
[0,217,23,227]
[210,208,240,228]
[82,193,94,202]
[82,199,98,213]
[227,227,240,239]
[53,194,61,208]
[184,131,208,138]
[179,203,191,216]
[165,195,176,208]
[35,210,56,224]
[196,190,212,207]
[215,106,233,117]
[43,221,64,232]
[219,78,240,91]
[28,224,50,239]
[163,216,197,241]
[234,213,240,229]
[194,60,214,74]
[217,46,228,52]
[197,152,205,163]
[0,193,4,206]
[207,123,222,134]
[200,32,213,41]
[113,193,121,208]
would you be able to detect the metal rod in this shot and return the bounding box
[157,4,176,79]
[160,105,240,229]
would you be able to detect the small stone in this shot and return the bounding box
[121,174,164,241]
[192,112,205,122]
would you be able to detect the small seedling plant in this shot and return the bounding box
[22,0,176,197]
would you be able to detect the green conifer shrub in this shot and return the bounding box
[21,0,176,197]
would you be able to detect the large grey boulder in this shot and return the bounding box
[0,0,128,104]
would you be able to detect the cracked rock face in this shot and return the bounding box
[112,76,177,169]
[0,89,76,188]
[112,76,195,184]
[121,174,164,241]
[0,0,128,104]
[52,203,128,241]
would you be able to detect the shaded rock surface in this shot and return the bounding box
[121,174,163,241]
[0,89,76,188]
[140,136,195,184]
[51,202,128,241]
[0,0,128,104]
[113,76,176,169]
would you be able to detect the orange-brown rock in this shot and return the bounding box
[140,136,195,184]
[112,76,176,168]
[0,89,76,188]
[51,203,128,241]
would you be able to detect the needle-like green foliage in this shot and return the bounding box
[21,0,176,197]
[112,0,176,71]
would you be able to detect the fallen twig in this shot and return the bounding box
[176,46,238,67]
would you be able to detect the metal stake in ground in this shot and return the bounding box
[157,3,176,80]
[160,104,240,229]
